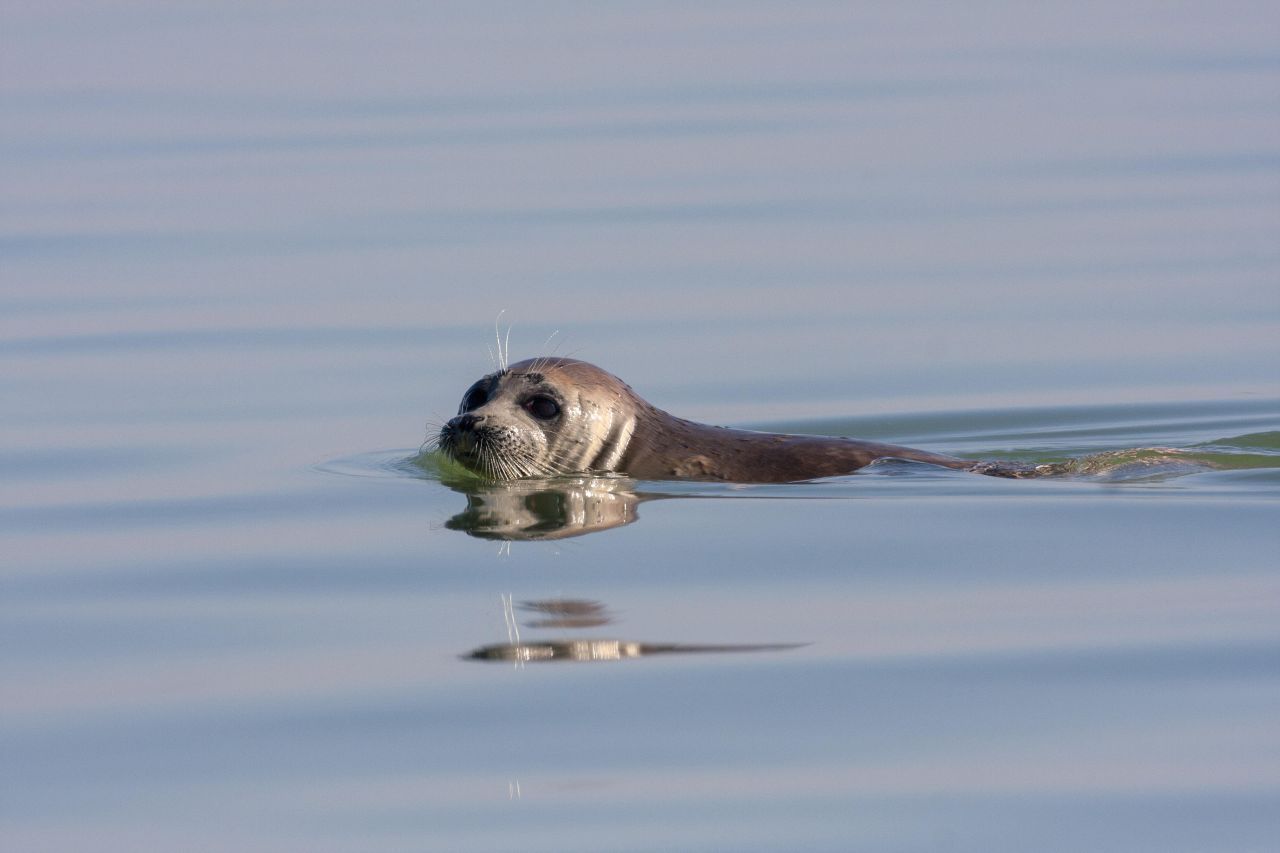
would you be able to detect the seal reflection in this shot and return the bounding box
[465,638,809,663]
[461,596,807,665]
[441,472,649,541]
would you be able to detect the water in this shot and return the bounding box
[3,2,1279,851]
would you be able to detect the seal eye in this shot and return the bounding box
[523,395,560,420]
[462,386,487,412]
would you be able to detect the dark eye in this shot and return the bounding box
[523,396,560,420]
[461,386,487,412]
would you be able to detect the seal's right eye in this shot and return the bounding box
[462,386,487,411]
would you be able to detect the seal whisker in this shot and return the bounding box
[492,310,508,373]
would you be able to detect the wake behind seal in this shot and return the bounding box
[435,357,1054,482]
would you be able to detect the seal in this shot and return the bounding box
[436,357,1019,483]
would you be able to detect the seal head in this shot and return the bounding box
[438,358,642,480]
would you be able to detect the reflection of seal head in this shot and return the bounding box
[438,357,979,483]
[444,475,643,540]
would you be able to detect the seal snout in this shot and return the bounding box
[442,412,487,453]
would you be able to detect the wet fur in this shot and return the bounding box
[438,357,999,483]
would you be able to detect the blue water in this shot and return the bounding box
[3,3,1279,851]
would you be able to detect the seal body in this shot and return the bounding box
[438,357,975,483]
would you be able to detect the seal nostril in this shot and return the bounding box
[456,413,484,431]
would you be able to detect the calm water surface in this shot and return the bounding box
[3,3,1279,851]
